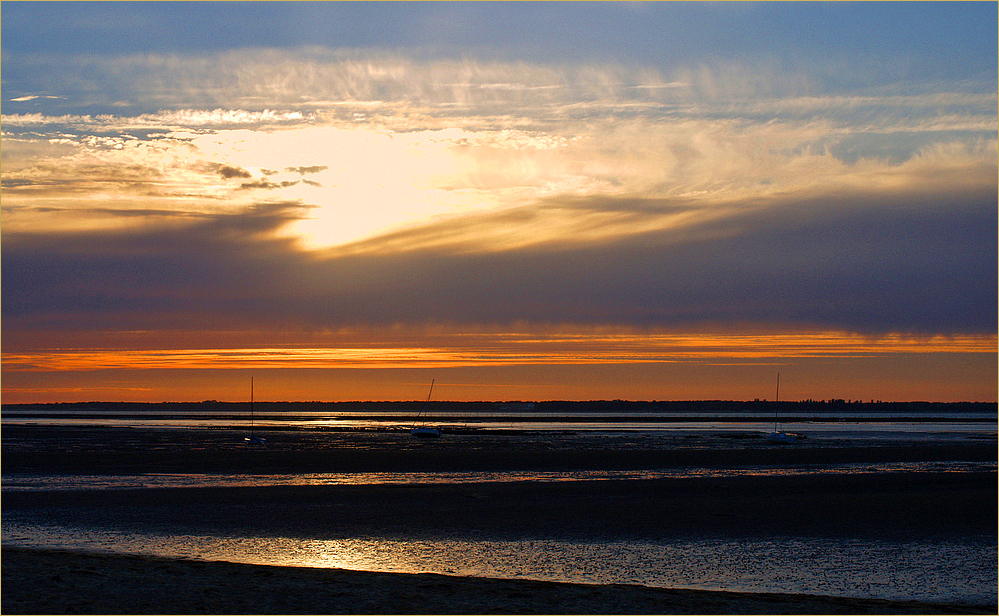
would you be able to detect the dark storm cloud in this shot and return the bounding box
[2,181,995,340]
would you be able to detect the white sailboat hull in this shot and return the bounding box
[765,431,799,444]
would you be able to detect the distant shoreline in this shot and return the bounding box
[4,399,996,412]
[4,399,995,430]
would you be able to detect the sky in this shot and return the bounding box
[2,1,996,404]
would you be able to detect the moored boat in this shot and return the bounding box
[411,379,441,438]
[244,377,266,445]
[765,373,801,444]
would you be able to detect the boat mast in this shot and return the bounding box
[773,372,780,432]
[250,376,254,435]
[418,379,435,426]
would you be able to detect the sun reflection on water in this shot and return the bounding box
[4,519,993,605]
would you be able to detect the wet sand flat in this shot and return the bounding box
[2,547,994,614]
[4,425,996,542]
[3,424,995,476]
[4,471,996,542]
[3,425,996,613]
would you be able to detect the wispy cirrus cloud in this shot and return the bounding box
[2,55,995,247]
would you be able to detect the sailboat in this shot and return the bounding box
[244,377,266,445]
[410,379,441,438]
[765,373,798,444]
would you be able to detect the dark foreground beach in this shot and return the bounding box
[2,424,996,613]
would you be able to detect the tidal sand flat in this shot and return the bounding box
[2,424,996,613]
[2,547,994,615]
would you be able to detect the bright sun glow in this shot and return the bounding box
[189,125,556,250]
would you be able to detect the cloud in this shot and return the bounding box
[4,49,993,126]
[2,48,995,342]
[335,183,995,335]
[2,202,308,331]
[0,161,166,193]
[3,60,994,252]
[3,165,995,341]
[0,178,36,188]
[237,179,301,190]
[286,165,329,175]
[218,165,251,179]
[0,108,310,132]
[10,94,64,102]
[3,205,208,220]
